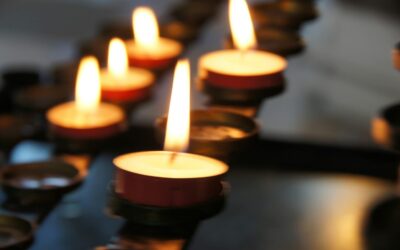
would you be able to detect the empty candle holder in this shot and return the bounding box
[225,27,305,57]
[393,41,400,70]
[372,103,400,151]
[156,110,259,161]
[0,215,34,250]
[106,183,227,250]
[0,160,84,212]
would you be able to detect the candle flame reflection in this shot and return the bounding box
[164,59,190,152]
[133,7,160,50]
[75,56,101,113]
[108,38,128,78]
[229,0,257,51]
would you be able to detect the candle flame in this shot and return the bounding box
[164,59,191,152]
[75,56,101,113]
[108,38,128,78]
[229,0,257,51]
[133,7,160,49]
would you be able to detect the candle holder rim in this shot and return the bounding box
[156,109,259,142]
[0,214,34,249]
[0,160,85,192]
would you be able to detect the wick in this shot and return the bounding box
[169,152,178,166]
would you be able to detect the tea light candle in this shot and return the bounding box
[100,38,155,103]
[114,59,229,207]
[126,7,183,70]
[198,0,287,102]
[47,56,126,140]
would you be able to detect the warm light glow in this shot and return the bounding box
[108,38,128,77]
[133,7,160,49]
[164,59,190,152]
[229,0,257,50]
[75,56,101,113]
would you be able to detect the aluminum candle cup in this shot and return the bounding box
[0,215,34,249]
[126,38,182,71]
[100,38,156,109]
[225,28,305,57]
[127,7,183,71]
[100,68,155,107]
[198,50,287,104]
[372,103,400,152]
[0,160,84,208]
[113,151,228,207]
[393,42,400,70]
[47,102,126,140]
[156,110,259,161]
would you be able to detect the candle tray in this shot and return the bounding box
[107,183,227,227]
[0,160,84,211]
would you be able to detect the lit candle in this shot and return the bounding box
[114,59,229,207]
[100,38,155,104]
[47,56,126,140]
[126,7,183,71]
[198,0,287,102]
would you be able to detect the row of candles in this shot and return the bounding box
[0,0,318,248]
[46,0,285,207]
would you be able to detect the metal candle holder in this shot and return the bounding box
[156,109,259,161]
[0,215,34,250]
[0,160,84,211]
[106,184,227,250]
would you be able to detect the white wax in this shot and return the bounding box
[47,101,124,129]
[126,38,182,60]
[114,151,228,179]
[199,50,287,77]
[100,68,154,91]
